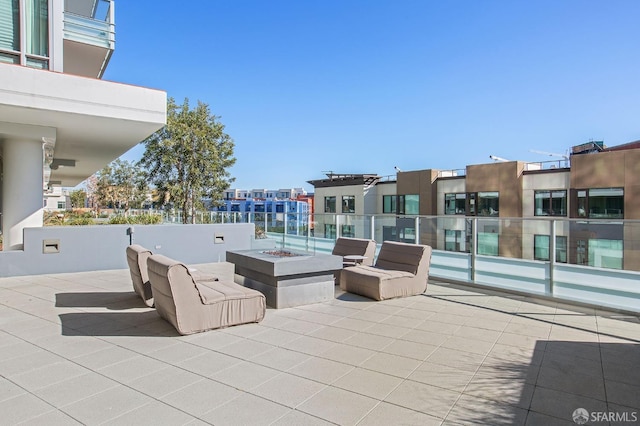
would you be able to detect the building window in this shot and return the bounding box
[477,232,498,256]
[534,190,567,216]
[341,225,355,238]
[445,229,467,252]
[275,204,284,213]
[0,0,20,60]
[445,193,466,215]
[324,196,336,213]
[533,235,568,263]
[57,201,65,209]
[324,224,336,239]
[254,204,265,212]
[398,194,419,215]
[578,188,624,219]
[588,238,623,269]
[382,195,396,213]
[477,192,499,216]
[342,196,355,213]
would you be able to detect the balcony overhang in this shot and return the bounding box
[0,63,166,187]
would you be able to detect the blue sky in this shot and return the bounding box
[107,1,640,192]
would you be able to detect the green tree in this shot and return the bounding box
[94,159,148,213]
[139,97,236,224]
[69,189,86,209]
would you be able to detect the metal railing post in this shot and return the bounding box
[549,219,556,296]
[415,216,420,244]
[471,218,477,282]
[370,215,375,241]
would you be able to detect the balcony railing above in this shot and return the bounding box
[63,0,115,49]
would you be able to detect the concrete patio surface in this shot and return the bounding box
[0,264,639,425]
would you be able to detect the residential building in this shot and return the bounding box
[210,188,312,235]
[0,0,166,250]
[307,173,396,239]
[393,141,640,270]
[307,142,638,270]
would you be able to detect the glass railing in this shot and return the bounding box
[152,210,639,312]
[63,1,115,49]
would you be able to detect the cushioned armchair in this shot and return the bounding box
[147,254,266,335]
[126,244,154,307]
[126,244,220,308]
[340,241,432,301]
[331,237,377,285]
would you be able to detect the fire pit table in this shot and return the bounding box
[226,249,343,308]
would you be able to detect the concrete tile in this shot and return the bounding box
[252,372,326,408]
[319,342,376,366]
[464,373,535,409]
[288,356,354,385]
[97,354,167,385]
[0,393,56,424]
[297,386,378,425]
[202,393,291,425]
[529,386,607,422]
[160,379,240,416]
[333,367,402,400]
[33,372,119,407]
[178,328,243,349]
[270,409,335,425]
[331,317,377,332]
[281,335,338,355]
[61,385,153,424]
[129,366,203,398]
[446,394,528,425]
[176,350,242,377]
[400,329,450,346]
[357,402,443,426]
[212,361,280,391]
[103,400,197,425]
[343,331,394,351]
[250,327,304,345]
[72,345,139,370]
[362,322,412,339]
[216,337,275,359]
[220,322,267,338]
[146,341,210,364]
[414,319,462,335]
[426,346,485,373]
[537,352,606,400]
[440,335,495,356]
[0,349,64,377]
[0,377,27,403]
[248,346,310,372]
[408,362,474,392]
[525,411,575,425]
[361,352,422,379]
[497,331,547,351]
[18,409,84,425]
[307,325,358,343]
[10,360,88,391]
[385,380,460,419]
[605,380,640,410]
[382,339,439,361]
[453,325,503,343]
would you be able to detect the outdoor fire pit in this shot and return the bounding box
[226,249,342,308]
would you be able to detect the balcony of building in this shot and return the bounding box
[63,0,115,78]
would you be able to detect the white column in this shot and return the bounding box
[2,138,44,250]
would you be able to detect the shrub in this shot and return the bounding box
[66,217,94,226]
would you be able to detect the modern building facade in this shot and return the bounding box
[308,142,639,271]
[0,0,166,250]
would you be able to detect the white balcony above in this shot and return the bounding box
[63,0,115,78]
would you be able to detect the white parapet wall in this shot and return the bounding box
[0,223,256,277]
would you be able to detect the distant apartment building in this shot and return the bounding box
[210,188,312,234]
[308,141,640,270]
[0,0,166,250]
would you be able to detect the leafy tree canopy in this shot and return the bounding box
[69,189,86,209]
[94,159,149,212]
[139,97,236,223]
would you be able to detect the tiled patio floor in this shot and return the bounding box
[1,265,639,425]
